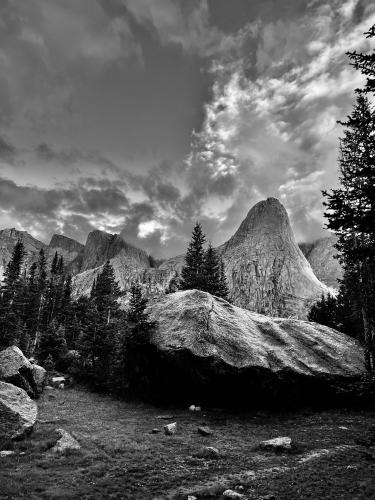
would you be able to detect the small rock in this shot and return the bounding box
[197,446,220,459]
[198,426,213,436]
[188,496,198,500]
[50,428,80,454]
[151,428,161,434]
[45,385,54,390]
[189,405,196,411]
[259,436,292,451]
[58,383,65,390]
[156,415,174,420]
[0,450,15,457]
[51,377,65,388]
[164,422,177,435]
[339,426,348,430]
[222,490,245,499]
[260,495,276,500]
[195,406,201,412]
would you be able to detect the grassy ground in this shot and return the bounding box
[0,386,375,499]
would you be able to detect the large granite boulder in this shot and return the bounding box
[146,290,366,407]
[0,346,38,398]
[0,381,38,441]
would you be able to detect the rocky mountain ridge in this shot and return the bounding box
[0,198,337,318]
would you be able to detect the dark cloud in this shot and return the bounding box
[0,135,17,163]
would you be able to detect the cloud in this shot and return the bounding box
[0,0,142,130]
[0,135,17,163]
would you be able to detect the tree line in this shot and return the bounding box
[308,25,375,374]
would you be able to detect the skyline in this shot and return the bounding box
[0,0,374,257]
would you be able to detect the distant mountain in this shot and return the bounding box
[299,235,342,289]
[0,228,46,279]
[0,198,330,318]
[218,197,327,317]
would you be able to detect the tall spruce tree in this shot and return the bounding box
[323,94,375,371]
[202,243,222,296]
[219,259,230,301]
[0,240,25,348]
[348,25,375,94]
[180,222,206,291]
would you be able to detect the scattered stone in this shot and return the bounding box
[198,426,213,436]
[156,415,174,420]
[151,428,161,434]
[51,377,65,388]
[58,383,65,390]
[195,406,201,412]
[0,346,38,398]
[189,405,196,411]
[0,381,38,440]
[339,426,348,430]
[197,446,220,459]
[45,385,54,390]
[50,428,80,454]
[0,450,15,457]
[164,422,177,435]
[260,495,276,500]
[259,437,292,452]
[222,490,245,499]
[187,496,197,500]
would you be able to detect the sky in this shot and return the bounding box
[0,0,374,257]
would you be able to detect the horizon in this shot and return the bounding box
[0,0,374,257]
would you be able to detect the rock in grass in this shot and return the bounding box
[31,364,47,394]
[222,490,246,499]
[198,426,213,436]
[151,428,161,434]
[197,446,220,459]
[164,422,177,435]
[259,436,292,451]
[156,415,174,420]
[189,405,196,411]
[51,428,80,454]
[51,377,66,388]
[0,450,15,457]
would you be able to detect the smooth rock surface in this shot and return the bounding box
[0,346,37,398]
[147,290,366,406]
[164,422,177,435]
[0,381,38,440]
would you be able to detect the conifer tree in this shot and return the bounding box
[127,282,149,327]
[347,24,375,93]
[323,94,375,371]
[0,240,25,348]
[202,243,222,296]
[180,222,206,291]
[308,293,339,330]
[38,320,67,364]
[219,259,230,301]
[92,261,120,323]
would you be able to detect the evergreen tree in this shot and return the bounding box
[0,240,25,348]
[202,243,222,296]
[92,261,120,323]
[218,259,230,301]
[347,25,375,94]
[180,222,206,291]
[323,94,375,371]
[308,293,339,330]
[38,320,67,364]
[127,282,149,326]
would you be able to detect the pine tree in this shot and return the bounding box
[218,259,230,301]
[92,261,121,323]
[323,94,375,372]
[347,25,375,94]
[127,282,149,326]
[308,293,339,330]
[180,222,206,291]
[202,243,222,296]
[38,320,67,364]
[0,240,25,348]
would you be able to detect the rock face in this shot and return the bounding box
[0,347,38,398]
[146,290,365,407]
[219,198,328,317]
[49,234,84,266]
[300,235,342,289]
[0,228,46,280]
[0,381,38,440]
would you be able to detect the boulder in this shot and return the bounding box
[51,377,66,388]
[50,428,80,454]
[31,364,46,394]
[222,490,246,499]
[198,426,213,436]
[197,446,220,459]
[164,422,177,435]
[0,381,38,441]
[147,290,366,407]
[0,347,38,398]
[259,436,292,451]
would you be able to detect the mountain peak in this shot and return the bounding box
[49,234,83,253]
